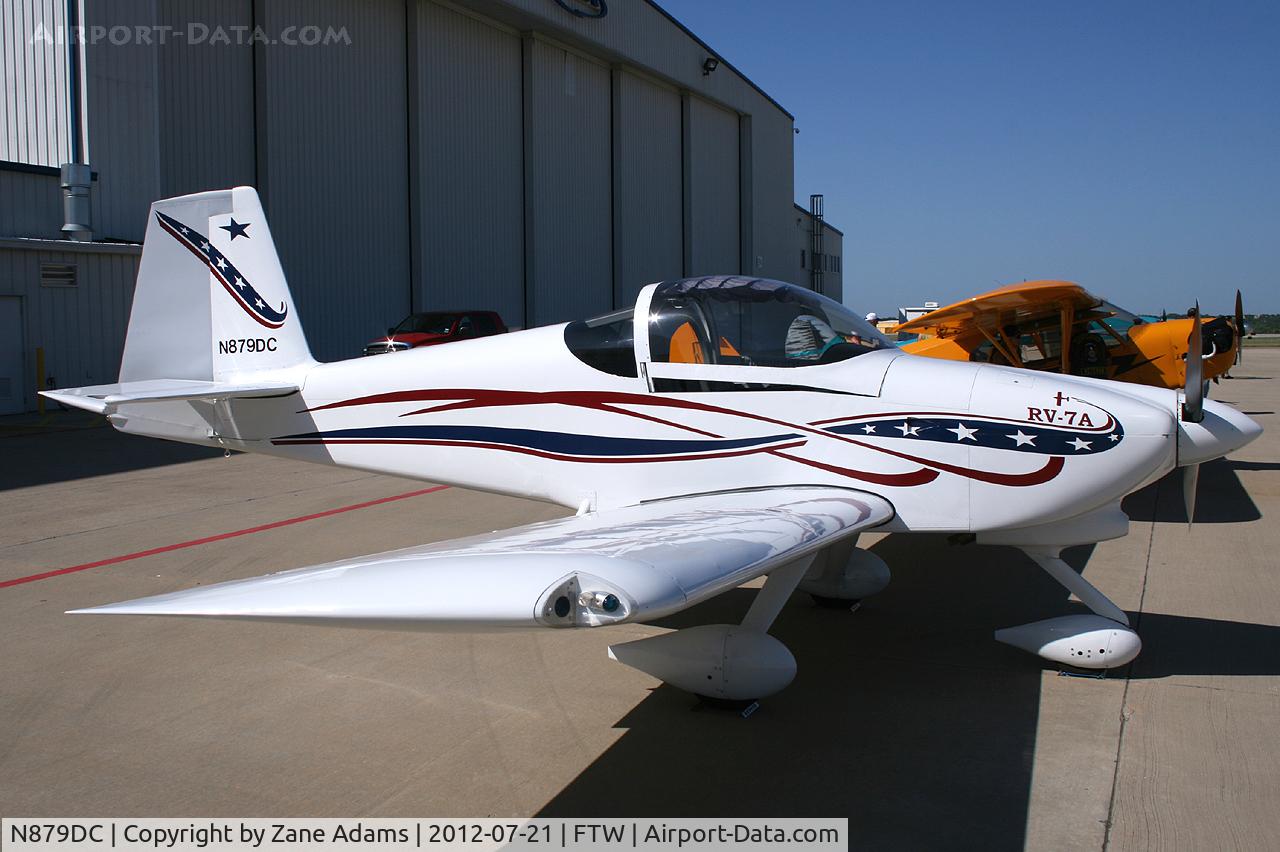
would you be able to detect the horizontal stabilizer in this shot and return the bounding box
[41,379,300,415]
[70,487,893,631]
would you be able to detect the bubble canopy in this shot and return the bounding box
[565,277,892,378]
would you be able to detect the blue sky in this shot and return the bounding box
[659,0,1279,315]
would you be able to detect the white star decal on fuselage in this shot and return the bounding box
[862,424,876,434]
[1069,437,1092,451]
[1007,430,1036,447]
[895,422,920,437]
[948,423,978,442]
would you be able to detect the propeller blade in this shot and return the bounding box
[1234,289,1245,366]
[1183,463,1200,526]
[1183,303,1204,423]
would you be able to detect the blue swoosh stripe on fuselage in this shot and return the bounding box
[275,425,800,457]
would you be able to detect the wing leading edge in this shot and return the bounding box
[70,487,893,631]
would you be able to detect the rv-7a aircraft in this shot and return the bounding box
[46,189,1261,704]
[895,280,1244,390]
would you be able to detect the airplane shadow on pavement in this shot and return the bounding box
[0,418,222,491]
[539,531,1058,849]
[1122,457,1261,524]
[540,469,1278,847]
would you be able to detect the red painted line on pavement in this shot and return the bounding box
[0,485,450,590]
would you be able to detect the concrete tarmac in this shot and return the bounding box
[1,353,1276,850]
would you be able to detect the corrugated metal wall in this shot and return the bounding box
[747,105,795,283]
[613,70,682,307]
[413,1,524,325]
[501,0,795,285]
[526,38,613,325]
[1,0,814,403]
[83,0,161,242]
[256,0,410,361]
[687,95,739,276]
[155,0,256,199]
[0,245,139,409]
[1,0,72,168]
[0,171,64,238]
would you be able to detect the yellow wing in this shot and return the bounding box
[893,280,1100,337]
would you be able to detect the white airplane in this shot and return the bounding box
[46,188,1261,703]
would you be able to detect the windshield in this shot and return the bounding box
[394,313,458,335]
[648,277,892,368]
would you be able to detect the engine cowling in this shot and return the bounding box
[607,624,796,700]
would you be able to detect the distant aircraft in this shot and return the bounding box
[45,190,1262,704]
[894,281,1245,390]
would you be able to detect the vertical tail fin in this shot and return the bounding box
[120,187,314,383]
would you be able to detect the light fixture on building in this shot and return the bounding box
[702,57,719,76]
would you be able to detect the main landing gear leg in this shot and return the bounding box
[995,545,1141,669]
[607,554,816,713]
[798,535,891,610]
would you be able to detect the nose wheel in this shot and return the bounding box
[995,546,1141,669]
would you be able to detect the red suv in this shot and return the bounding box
[363,311,508,356]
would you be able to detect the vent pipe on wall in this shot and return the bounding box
[60,163,92,241]
[60,0,92,241]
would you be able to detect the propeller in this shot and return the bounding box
[1182,462,1200,525]
[1181,304,1205,525]
[1183,303,1204,424]
[1234,289,1245,366]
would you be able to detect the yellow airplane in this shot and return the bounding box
[894,280,1243,390]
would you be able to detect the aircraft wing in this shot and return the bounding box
[895,280,1099,335]
[70,487,892,630]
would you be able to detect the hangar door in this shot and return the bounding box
[687,97,741,277]
[0,298,23,415]
[527,41,613,325]
[613,72,682,308]
[414,1,524,326]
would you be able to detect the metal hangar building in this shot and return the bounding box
[0,0,844,413]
